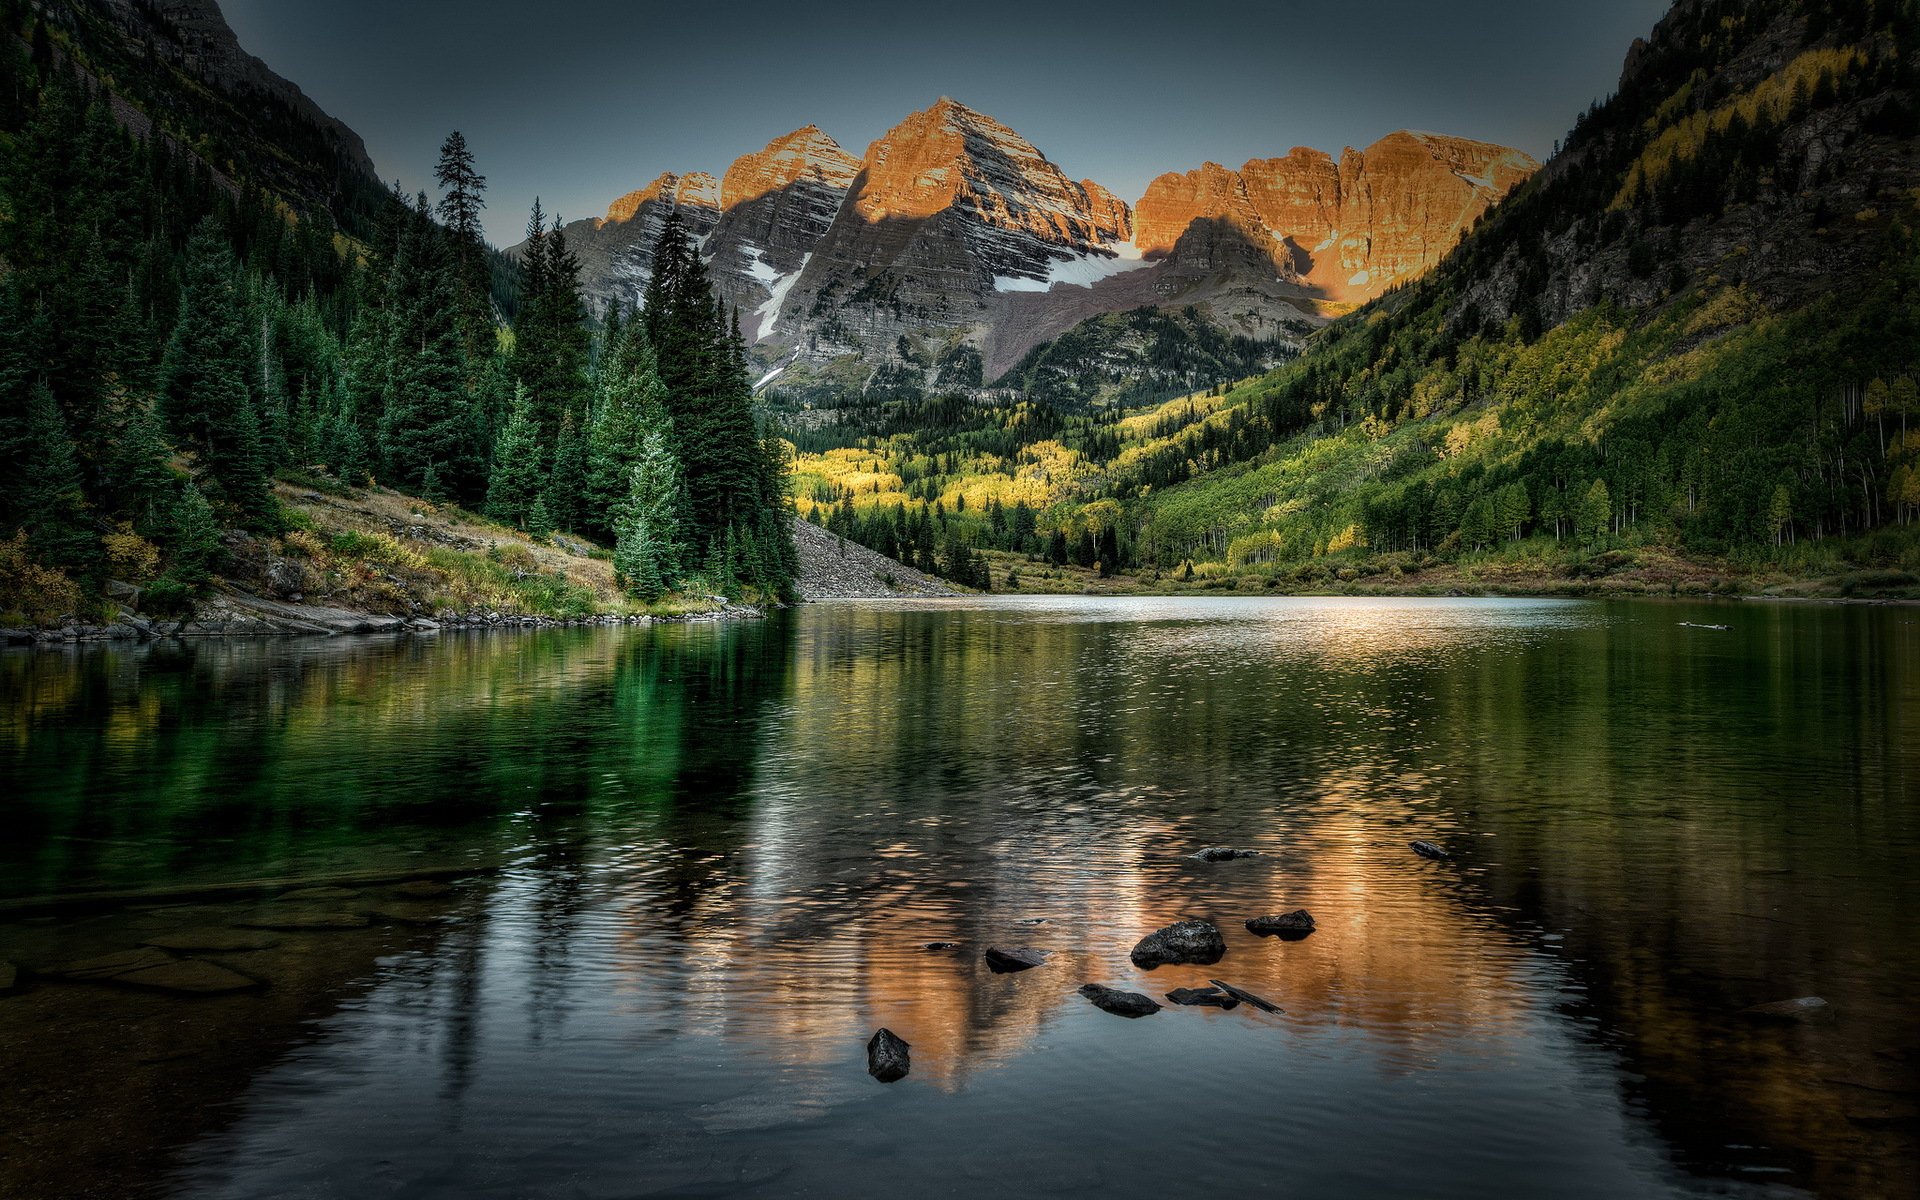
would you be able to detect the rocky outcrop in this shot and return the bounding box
[1129,920,1227,969]
[1165,986,1239,1009]
[1136,132,1539,304]
[1077,984,1161,1018]
[866,1028,912,1081]
[1245,909,1316,939]
[1208,979,1283,1013]
[1189,847,1261,862]
[983,946,1049,973]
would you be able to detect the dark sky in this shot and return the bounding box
[220,0,1673,247]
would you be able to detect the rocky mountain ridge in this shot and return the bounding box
[532,98,1540,393]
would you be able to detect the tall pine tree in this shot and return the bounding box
[159,219,276,531]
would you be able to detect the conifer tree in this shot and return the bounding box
[512,200,589,440]
[433,130,492,357]
[639,213,792,594]
[587,325,673,539]
[159,219,276,530]
[19,383,96,573]
[378,197,482,499]
[544,410,590,534]
[484,384,545,528]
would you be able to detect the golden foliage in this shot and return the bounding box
[0,531,83,626]
[101,522,161,584]
[1615,49,1865,209]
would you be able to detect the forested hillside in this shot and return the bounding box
[0,0,794,627]
[794,0,1920,596]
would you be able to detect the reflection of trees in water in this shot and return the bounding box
[0,621,800,901]
[1423,607,1920,1197]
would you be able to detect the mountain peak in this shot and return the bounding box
[721,126,860,211]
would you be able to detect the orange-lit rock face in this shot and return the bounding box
[1135,161,1263,257]
[720,125,859,211]
[1135,133,1538,300]
[602,173,676,226]
[1241,147,1342,253]
[601,172,720,227]
[847,98,1128,251]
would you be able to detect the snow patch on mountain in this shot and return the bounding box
[755,253,811,338]
[993,242,1154,293]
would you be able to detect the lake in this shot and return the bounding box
[1,596,1915,1199]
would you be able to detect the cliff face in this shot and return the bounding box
[545,99,1540,389]
[1136,132,1539,303]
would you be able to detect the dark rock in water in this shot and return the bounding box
[1078,983,1161,1018]
[232,910,371,930]
[1741,996,1833,1023]
[143,929,282,952]
[113,959,261,995]
[1190,847,1261,862]
[984,946,1050,973]
[921,941,962,951]
[1166,986,1239,1010]
[1130,920,1226,969]
[867,1028,911,1082]
[1246,909,1317,939]
[1409,840,1451,861]
[391,880,455,899]
[1208,978,1283,1014]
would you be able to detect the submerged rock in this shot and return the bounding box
[391,880,455,899]
[47,947,175,980]
[1130,920,1226,969]
[232,911,371,930]
[1190,847,1261,862]
[113,959,261,995]
[1741,996,1833,1023]
[1208,978,1283,1014]
[364,905,455,927]
[1246,909,1317,939]
[142,929,282,952]
[921,941,962,951]
[277,886,363,901]
[867,1028,911,1082]
[1409,840,1451,861]
[1078,983,1161,1018]
[1166,986,1239,1009]
[984,946,1050,973]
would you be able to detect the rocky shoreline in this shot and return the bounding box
[4,586,766,646]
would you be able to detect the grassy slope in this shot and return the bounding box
[250,480,722,620]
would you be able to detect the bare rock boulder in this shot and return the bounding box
[1130,920,1226,970]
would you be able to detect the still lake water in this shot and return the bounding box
[2,596,1916,1199]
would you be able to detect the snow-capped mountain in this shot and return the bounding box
[533,99,1539,389]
